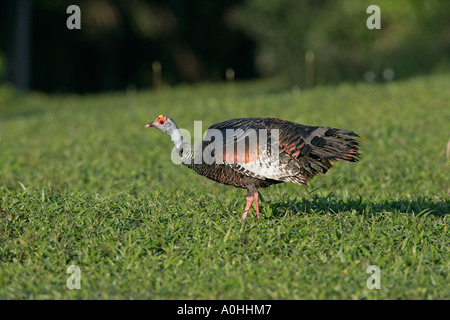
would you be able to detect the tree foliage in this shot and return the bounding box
[0,0,449,92]
[237,0,450,85]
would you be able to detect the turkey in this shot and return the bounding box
[146,115,360,220]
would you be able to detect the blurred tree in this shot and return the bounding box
[232,0,327,79]
[236,0,450,86]
[0,0,255,93]
[5,0,33,91]
[0,0,449,93]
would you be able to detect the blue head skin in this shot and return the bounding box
[145,115,184,149]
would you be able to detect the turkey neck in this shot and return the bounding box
[170,128,184,150]
[170,128,195,167]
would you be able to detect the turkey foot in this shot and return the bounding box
[240,192,260,220]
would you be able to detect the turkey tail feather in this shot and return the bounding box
[267,118,360,164]
[315,128,360,162]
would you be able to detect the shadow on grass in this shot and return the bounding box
[265,194,449,218]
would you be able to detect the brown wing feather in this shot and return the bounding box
[208,118,265,165]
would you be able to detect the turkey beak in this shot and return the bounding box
[145,122,155,128]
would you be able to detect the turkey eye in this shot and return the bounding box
[159,120,165,125]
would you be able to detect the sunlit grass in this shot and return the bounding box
[0,74,449,299]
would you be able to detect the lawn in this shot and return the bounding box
[0,74,449,299]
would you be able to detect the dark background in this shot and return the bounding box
[0,0,449,93]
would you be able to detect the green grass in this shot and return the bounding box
[0,75,449,299]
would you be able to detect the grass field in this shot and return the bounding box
[0,74,449,299]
